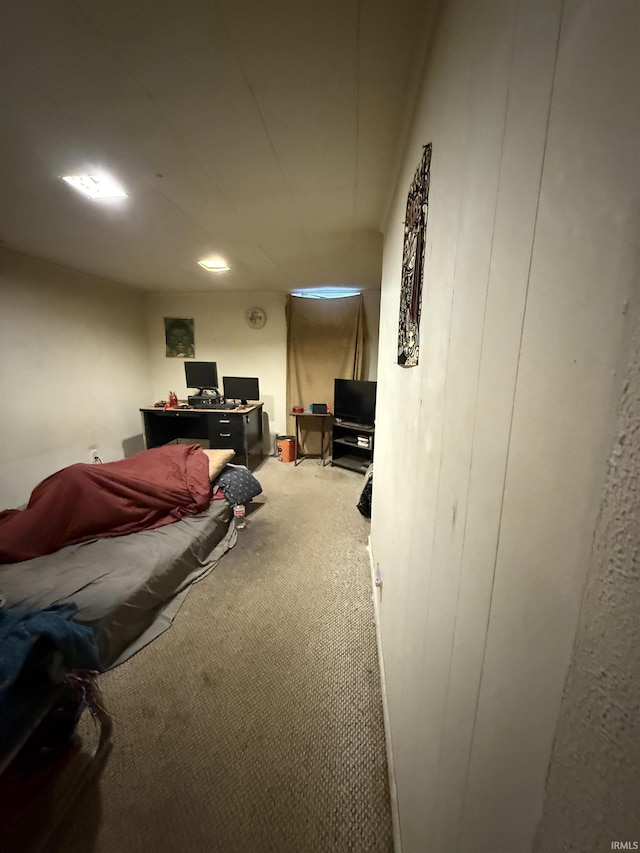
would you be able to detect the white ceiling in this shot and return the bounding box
[0,0,434,293]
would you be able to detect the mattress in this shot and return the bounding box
[0,499,236,669]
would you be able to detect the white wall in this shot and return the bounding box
[370,2,639,852]
[0,249,380,509]
[145,290,380,454]
[145,291,288,453]
[0,248,150,508]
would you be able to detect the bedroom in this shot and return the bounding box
[1,1,639,852]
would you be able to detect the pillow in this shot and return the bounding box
[216,465,262,505]
[202,449,235,481]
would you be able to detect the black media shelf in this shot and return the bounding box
[331,421,374,473]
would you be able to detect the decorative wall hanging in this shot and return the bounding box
[247,307,267,329]
[165,317,195,358]
[397,142,432,367]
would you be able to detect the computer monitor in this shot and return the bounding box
[184,361,219,394]
[222,376,260,406]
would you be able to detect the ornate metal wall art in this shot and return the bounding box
[397,143,432,367]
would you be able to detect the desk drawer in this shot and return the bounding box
[207,413,243,430]
[210,434,240,451]
[209,417,243,435]
[154,409,201,418]
[209,417,243,446]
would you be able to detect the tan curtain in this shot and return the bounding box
[286,294,366,455]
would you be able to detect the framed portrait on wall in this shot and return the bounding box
[397,143,432,367]
[165,317,195,358]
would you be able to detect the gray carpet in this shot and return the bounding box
[49,456,393,853]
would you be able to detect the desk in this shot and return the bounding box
[141,404,264,472]
[290,412,333,466]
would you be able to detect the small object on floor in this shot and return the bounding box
[276,436,295,463]
[233,504,246,529]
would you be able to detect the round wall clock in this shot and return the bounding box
[247,307,267,329]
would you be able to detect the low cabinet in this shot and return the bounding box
[331,421,374,473]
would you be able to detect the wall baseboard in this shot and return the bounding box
[367,535,402,853]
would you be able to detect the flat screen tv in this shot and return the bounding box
[223,376,260,406]
[184,361,219,393]
[333,378,377,427]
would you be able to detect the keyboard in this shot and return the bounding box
[215,403,238,410]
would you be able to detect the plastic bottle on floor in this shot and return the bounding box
[233,504,246,529]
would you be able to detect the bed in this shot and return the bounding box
[0,496,236,669]
[0,443,241,669]
[0,444,260,847]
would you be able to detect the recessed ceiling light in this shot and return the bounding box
[198,257,230,273]
[62,172,128,200]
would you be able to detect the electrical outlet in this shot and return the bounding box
[89,447,99,463]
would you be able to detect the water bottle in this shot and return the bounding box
[233,504,246,529]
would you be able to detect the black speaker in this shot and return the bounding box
[310,403,328,414]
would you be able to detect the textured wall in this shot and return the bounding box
[534,320,640,850]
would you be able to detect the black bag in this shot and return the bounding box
[356,466,373,518]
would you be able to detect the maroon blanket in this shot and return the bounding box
[0,445,212,564]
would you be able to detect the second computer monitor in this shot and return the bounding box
[223,376,260,406]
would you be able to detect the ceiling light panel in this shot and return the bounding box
[62,172,128,200]
[198,257,230,272]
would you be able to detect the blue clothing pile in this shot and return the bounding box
[0,603,100,709]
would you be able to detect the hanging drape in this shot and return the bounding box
[286,294,366,456]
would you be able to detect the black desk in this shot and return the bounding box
[289,412,333,466]
[141,404,264,472]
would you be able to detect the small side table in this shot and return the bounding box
[290,412,333,466]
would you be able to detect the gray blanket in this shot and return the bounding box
[0,500,236,669]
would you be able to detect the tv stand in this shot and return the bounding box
[331,422,374,474]
[336,419,373,431]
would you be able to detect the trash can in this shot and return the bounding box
[276,436,295,463]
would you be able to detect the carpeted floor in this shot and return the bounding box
[48,456,393,853]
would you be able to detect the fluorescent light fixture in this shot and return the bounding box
[291,287,362,299]
[198,257,230,273]
[62,172,128,200]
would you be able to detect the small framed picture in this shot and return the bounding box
[165,318,195,358]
